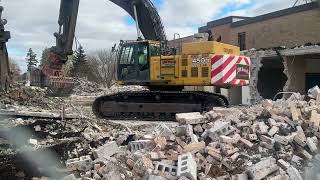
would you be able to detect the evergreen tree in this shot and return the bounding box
[26,48,38,71]
[71,45,87,78]
[40,47,50,67]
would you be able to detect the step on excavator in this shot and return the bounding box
[45,0,251,120]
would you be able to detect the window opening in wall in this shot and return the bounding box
[238,32,246,51]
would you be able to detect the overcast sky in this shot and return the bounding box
[1,0,304,72]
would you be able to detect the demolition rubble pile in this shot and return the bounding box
[0,85,63,110]
[62,92,320,180]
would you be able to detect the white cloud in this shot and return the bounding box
[0,0,304,72]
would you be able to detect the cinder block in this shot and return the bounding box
[153,123,173,138]
[208,121,235,141]
[154,161,178,177]
[239,138,254,148]
[66,155,92,172]
[93,141,119,160]
[176,125,193,137]
[287,165,303,180]
[129,140,155,152]
[248,134,258,141]
[177,153,197,180]
[307,137,318,153]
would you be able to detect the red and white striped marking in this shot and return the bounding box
[211,54,251,86]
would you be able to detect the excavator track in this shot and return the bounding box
[92,91,229,121]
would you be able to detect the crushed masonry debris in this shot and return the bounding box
[1,84,320,179]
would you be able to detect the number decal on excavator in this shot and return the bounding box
[192,58,210,64]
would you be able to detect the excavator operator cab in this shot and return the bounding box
[117,40,160,84]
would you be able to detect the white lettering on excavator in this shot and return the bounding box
[192,58,210,64]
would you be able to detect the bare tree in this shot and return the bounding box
[87,49,115,88]
[9,58,21,82]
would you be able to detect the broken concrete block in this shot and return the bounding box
[176,125,193,137]
[294,126,306,147]
[260,135,275,145]
[193,124,204,133]
[268,174,290,180]
[177,153,197,180]
[239,138,254,148]
[301,149,313,160]
[66,155,92,172]
[133,156,154,176]
[183,141,205,153]
[274,135,289,145]
[154,161,177,177]
[207,120,234,141]
[204,111,219,121]
[176,112,207,125]
[129,140,155,152]
[308,85,320,99]
[277,159,290,170]
[231,173,248,180]
[268,126,279,137]
[287,165,303,180]
[61,174,77,180]
[220,135,235,144]
[236,121,252,128]
[256,122,269,134]
[248,134,258,141]
[230,152,240,162]
[154,136,167,150]
[153,123,173,138]
[247,157,279,180]
[310,110,320,127]
[148,175,167,180]
[306,137,318,153]
[93,141,119,160]
[29,138,38,145]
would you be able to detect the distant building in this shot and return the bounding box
[198,2,320,50]
[170,2,320,104]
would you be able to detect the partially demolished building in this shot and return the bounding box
[175,2,320,104]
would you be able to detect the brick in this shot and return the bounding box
[176,112,207,125]
[290,105,301,121]
[260,135,275,145]
[183,141,205,154]
[153,123,173,138]
[93,141,119,160]
[268,175,290,180]
[236,121,252,128]
[190,134,199,143]
[207,147,222,161]
[268,126,279,137]
[154,137,167,150]
[287,165,303,180]
[66,155,92,172]
[274,135,289,145]
[177,153,197,180]
[247,157,279,180]
[230,152,240,162]
[150,151,166,160]
[220,135,235,144]
[239,138,254,148]
[129,140,155,152]
[306,137,318,153]
[204,111,219,121]
[268,118,277,127]
[221,144,239,156]
[154,161,178,177]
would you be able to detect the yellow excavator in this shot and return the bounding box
[45,0,251,120]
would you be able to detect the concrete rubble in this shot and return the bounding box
[51,93,320,180]
[1,84,320,179]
